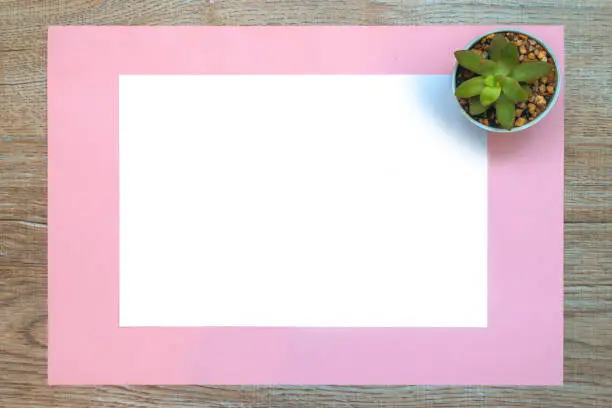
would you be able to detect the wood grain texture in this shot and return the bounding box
[1,0,611,406]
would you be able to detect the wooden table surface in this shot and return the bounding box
[1,1,611,407]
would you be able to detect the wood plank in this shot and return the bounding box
[0,222,47,267]
[3,138,612,223]
[1,224,611,406]
[1,0,612,406]
[4,385,612,408]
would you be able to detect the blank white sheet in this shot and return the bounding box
[119,74,487,327]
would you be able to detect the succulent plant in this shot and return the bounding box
[454,34,553,130]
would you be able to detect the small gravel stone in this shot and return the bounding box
[528,52,536,60]
[517,102,527,109]
[546,85,555,94]
[535,95,547,109]
[519,45,527,54]
[540,77,549,84]
[528,103,537,115]
[515,117,527,127]
[515,108,524,117]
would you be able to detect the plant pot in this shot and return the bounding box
[451,29,561,133]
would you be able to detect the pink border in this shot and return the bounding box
[48,26,564,385]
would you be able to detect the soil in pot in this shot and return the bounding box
[455,31,558,129]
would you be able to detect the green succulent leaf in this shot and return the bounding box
[488,34,507,62]
[495,75,507,85]
[455,50,497,75]
[500,42,520,71]
[469,97,487,115]
[522,84,531,94]
[495,94,516,130]
[502,77,529,103]
[455,76,485,98]
[494,63,511,76]
[484,75,497,88]
[511,62,553,82]
[480,86,502,107]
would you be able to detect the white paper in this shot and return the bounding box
[119,74,487,327]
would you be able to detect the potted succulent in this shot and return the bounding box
[452,30,561,132]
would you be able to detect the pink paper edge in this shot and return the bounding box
[48,26,564,385]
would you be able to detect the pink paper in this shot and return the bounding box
[48,26,564,385]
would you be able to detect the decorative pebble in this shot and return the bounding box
[528,103,537,115]
[515,117,527,127]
